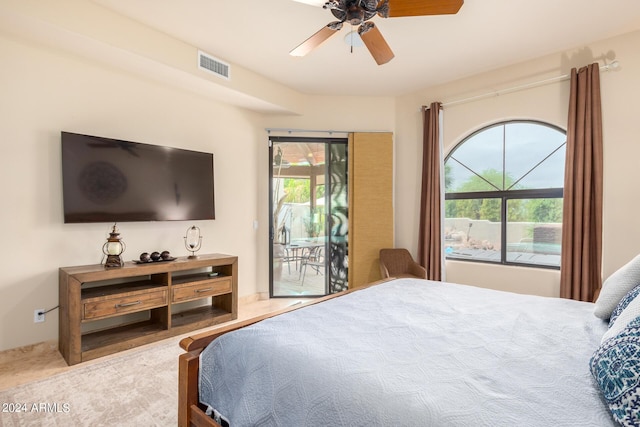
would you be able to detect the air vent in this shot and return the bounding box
[198,51,230,80]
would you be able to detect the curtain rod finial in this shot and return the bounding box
[606,60,620,71]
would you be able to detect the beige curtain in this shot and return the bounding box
[418,102,443,281]
[560,63,604,302]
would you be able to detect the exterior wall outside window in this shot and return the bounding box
[444,121,566,269]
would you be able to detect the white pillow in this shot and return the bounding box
[594,254,640,319]
[602,294,640,342]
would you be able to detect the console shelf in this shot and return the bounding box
[59,253,238,365]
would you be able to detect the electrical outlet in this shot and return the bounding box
[34,309,45,323]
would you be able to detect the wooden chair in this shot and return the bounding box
[379,248,427,279]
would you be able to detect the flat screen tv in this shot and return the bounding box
[61,132,215,223]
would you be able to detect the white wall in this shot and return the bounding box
[0,35,268,351]
[395,30,640,296]
[265,95,396,133]
[0,32,396,352]
[256,96,396,300]
[3,13,639,353]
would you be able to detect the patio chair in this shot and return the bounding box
[379,248,427,279]
[300,246,324,286]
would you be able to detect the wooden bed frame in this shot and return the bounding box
[177,284,377,427]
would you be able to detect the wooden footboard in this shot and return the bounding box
[177,280,392,426]
[178,349,220,427]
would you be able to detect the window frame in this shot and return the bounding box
[444,120,565,270]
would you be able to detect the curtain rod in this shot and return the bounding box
[439,60,620,108]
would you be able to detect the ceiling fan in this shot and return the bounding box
[290,0,464,65]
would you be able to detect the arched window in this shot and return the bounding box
[444,120,566,268]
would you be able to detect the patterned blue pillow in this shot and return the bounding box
[590,316,640,425]
[610,284,640,328]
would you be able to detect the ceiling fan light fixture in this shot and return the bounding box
[344,31,364,48]
[346,9,365,25]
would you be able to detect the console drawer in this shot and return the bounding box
[83,289,168,321]
[172,278,232,303]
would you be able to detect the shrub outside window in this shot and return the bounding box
[444,121,565,268]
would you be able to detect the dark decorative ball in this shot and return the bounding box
[161,250,171,260]
[150,251,161,261]
[139,252,150,262]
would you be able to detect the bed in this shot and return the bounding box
[178,278,624,427]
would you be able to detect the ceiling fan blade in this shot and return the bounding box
[386,0,464,17]
[290,24,341,57]
[358,23,394,65]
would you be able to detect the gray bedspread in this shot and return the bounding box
[199,279,613,426]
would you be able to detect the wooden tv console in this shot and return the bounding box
[59,253,237,365]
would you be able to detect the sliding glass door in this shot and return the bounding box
[269,136,348,297]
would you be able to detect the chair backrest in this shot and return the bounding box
[311,246,324,263]
[379,248,413,276]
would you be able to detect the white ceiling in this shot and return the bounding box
[91,0,640,97]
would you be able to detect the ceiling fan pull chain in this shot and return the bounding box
[351,24,354,53]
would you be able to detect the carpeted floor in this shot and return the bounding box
[0,337,183,426]
[0,298,313,426]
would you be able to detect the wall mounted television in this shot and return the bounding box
[61,132,215,223]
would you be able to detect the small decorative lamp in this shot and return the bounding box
[102,224,126,268]
[184,225,203,259]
